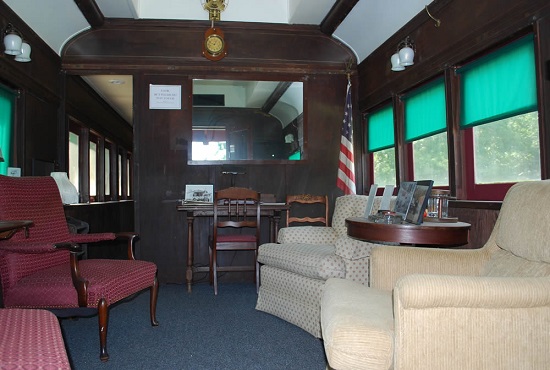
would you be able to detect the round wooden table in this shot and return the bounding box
[346,217,470,246]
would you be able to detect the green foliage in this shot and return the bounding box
[474,111,540,183]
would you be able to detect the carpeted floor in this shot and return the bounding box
[60,282,327,370]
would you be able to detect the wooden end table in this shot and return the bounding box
[346,217,470,246]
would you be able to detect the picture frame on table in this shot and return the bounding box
[405,180,434,224]
[184,184,214,203]
[394,181,417,218]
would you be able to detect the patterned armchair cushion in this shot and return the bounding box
[257,243,345,280]
[277,225,338,245]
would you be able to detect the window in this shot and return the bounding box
[0,86,15,175]
[458,34,540,199]
[67,119,131,202]
[403,79,449,186]
[367,104,396,186]
[68,130,80,192]
[89,134,99,200]
[105,144,111,199]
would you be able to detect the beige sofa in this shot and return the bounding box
[255,194,394,337]
[321,180,550,370]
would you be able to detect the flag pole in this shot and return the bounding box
[336,63,356,195]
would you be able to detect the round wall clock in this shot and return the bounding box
[203,27,227,61]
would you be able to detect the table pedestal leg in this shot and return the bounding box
[186,214,195,293]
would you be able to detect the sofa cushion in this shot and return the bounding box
[277,226,338,245]
[482,248,550,277]
[322,278,394,370]
[496,180,550,263]
[258,243,345,280]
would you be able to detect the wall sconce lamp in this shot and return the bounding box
[390,36,415,72]
[3,23,31,62]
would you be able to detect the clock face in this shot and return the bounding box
[205,34,224,55]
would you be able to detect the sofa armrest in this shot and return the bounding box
[370,245,493,291]
[393,274,550,369]
[334,235,389,260]
[277,226,338,245]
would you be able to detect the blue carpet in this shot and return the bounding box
[61,283,327,369]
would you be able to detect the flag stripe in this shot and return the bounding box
[337,81,356,195]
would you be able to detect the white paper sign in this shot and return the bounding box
[364,183,378,217]
[149,84,182,110]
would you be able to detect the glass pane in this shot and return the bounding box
[89,141,97,197]
[413,132,449,186]
[118,154,122,196]
[474,111,540,184]
[373,147,396,186]
[105,148,110,196]
[192,141,227,160]
[126,158,130,196]
[68,132,79,192]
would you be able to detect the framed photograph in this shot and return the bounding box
[185,184,214,203]
[394,181,416,218]
[405,180,434,224]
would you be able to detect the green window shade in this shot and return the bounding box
[0,86,14,175]
[367,105,394,152]
[404,79,446,142]
[459,35,537,128]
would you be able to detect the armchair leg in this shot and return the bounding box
[150,276,159,326]
[98,298,109,362]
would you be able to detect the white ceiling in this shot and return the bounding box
[3,0,433,124]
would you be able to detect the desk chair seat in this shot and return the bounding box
[209,187,261,295]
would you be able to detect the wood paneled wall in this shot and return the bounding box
[61,19,358,283]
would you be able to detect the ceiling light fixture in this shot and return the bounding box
[3,23,31,62]
[390,37,415,72]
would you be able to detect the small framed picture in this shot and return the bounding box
[185,184,214,203]
[405,180,434,224]
[394,181,416,218]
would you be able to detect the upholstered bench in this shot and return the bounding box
[256,195,395,338]
[0,308,71,369]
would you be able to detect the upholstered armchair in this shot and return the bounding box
[321,180,550,370]
[0,175,159,361]
[256,194,394,337]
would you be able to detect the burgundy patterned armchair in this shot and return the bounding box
[0,175,159,362]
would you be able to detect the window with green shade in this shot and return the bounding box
[459,34,540,199]
[404,78,446,142]
[459,35,537,128]
[0,86,15,175]
[403,78,449,186]
[367,104,394,152]
[367,104,396,186]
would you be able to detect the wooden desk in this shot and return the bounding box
[177,202,289,292]
[346,217,470,246]
[0,220,33,240]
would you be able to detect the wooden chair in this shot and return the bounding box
[286,194,329,226]
[0,175,159,362]
[209,187,260,295]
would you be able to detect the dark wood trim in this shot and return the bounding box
[73,0,104,28]
[450,200,502,211]
[320,0,360,36]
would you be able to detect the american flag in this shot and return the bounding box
[337,80,356,195]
